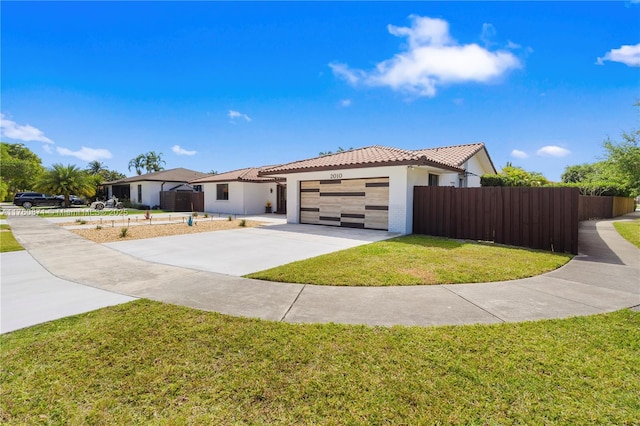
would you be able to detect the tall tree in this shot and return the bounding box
[603,129,640,196]
[86,160,106,175]
[36,164,95,207]
[0,142,45,198]
[144,151,165,173]
[128,151,166,175]
[128,154,146,175]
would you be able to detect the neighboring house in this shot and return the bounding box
[104,168,209,208]
[259,143,496,234]
[189,167,286,215]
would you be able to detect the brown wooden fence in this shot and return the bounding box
[413,187,580,254]
[160,191,204,212]
[578,196,636,220]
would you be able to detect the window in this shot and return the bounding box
[428,174,439,187]
[193,185,203,192]
[137,185,142,203]
[216,183,229,200]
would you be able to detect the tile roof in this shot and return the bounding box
[105,168,210,185]
[189,167,281,183]
[260,143,489,175]
[413,143,488,168]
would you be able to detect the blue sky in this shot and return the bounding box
[2,1,638,181]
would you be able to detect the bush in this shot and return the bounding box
[239,219,246,227]
[119,228,128,238]
[480,174,506,187]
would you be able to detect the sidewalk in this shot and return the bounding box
[2,213,638,332]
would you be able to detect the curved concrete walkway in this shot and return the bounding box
[3,213,639,329]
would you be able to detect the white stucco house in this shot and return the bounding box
[189,167,286,215]
[259,143,496,234]
[104,168,209,208]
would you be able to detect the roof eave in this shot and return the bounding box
[260,159,463,175]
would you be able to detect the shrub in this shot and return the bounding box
[480,174,506,187]
[192,211,199,217]
[119,228,128,238]
[239,219,246,227]
[228,215,232,221]
[203,213,209,218]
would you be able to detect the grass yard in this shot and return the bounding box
[614,219,640,248]
[246,235,573,285]
[1,300,638,424]
[0,225,23,252]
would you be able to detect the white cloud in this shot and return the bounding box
[0,113,54,143]
[42,145,53,154]
[56,146,112,162]
[506,40,521,50]
[536,146,571,158]
[330,15,521,98]
[339,99,352,107]
[172,144,197,156]
[596,43,640,67]
[511,149,529,159]
[480,23,496,46]
[228,110,252,122]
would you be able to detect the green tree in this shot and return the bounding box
[561,163,599,183]
[482,164,549,187]
[128,151,166,175]
[0,142,45,199]
[144,151,165,173]
[36,164,95,207]
[128,154,146,175]
[86,160,106,175]
[319,147,353,156]
[85,162,126,200]
[0,180,8,202]
[603,129,640,196]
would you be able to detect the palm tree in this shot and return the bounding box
[144,151,165,173]
[36,163,95,207]
[128,154,146,175]
[86,160,106,175]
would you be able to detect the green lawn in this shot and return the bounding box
[1,301,638,424]
[614,219,640,248]
[246,235,573,286]
[0,225,24,252]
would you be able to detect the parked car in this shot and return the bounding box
[56,195,88,206]
[13,192,63,209]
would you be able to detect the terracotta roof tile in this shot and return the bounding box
[261,143,488,175]
[413,143,486,168]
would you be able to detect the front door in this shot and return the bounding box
[276,184,287,214]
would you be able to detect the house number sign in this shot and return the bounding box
[330,173,343,179]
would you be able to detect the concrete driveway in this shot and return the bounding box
[104,223,398,276]
[1,251,136,334]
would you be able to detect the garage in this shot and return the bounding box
[300,177,389,230]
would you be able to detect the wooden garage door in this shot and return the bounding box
[299,178,389,230]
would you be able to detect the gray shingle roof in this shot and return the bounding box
[104,168,209,185]
[189,167,281,183]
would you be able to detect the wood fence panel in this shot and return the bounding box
[413,186,580,254]
[612,196,635,217]
[578,196,612,220]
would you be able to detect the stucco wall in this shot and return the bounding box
[464,155,486,188]
[137,181,186,207]
[202,181,275,215]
